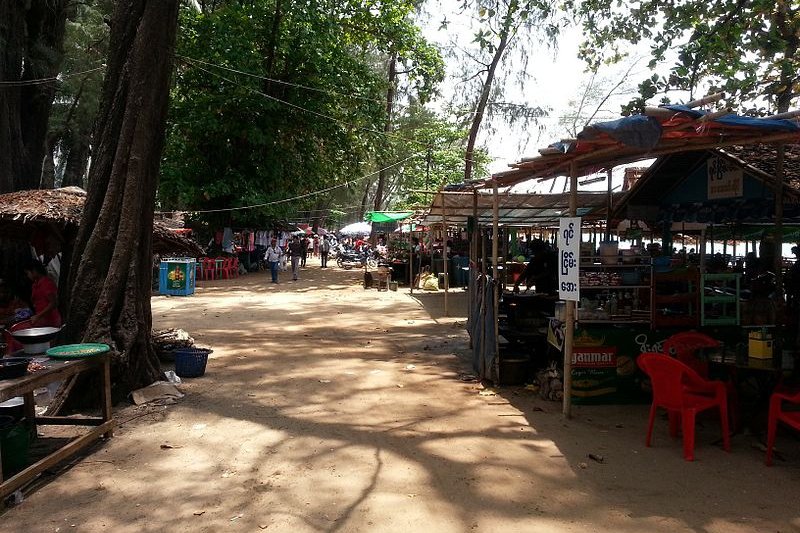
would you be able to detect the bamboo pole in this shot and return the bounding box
[605,168,613,241]
[442,195,449,317]
[409,229,415,295]
[685,92,724,109]
[563,161,578,419]
[492,180,500,386]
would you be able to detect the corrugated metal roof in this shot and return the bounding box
[418,190,624,226]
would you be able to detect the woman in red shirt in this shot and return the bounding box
[25,261,62,327]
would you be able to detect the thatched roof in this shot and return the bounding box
[0,186,84,226]
[0,187,204,257]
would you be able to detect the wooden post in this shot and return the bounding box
[492,180,500,385]
[775,143,786,299]
[410,227,415,294]
[605,167,613,241]
[442,195,449,317]
[563,162,578,419]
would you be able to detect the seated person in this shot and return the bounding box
[513,241,557,294]
[24,260,62,327]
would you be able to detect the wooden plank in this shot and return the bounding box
[43,374,77,416]
[0,358,102,402]
[0,420,114,499]
[34,416,105,426]
[101,356,114,437]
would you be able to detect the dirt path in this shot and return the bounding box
[3,259,800,532]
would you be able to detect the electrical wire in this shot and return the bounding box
[0,65,104,87]
[155,152,424,215]
[178,56,496,167]
[176,54,391,107]
[180,58,429,149]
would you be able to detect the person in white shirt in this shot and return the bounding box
[264,239,283,283]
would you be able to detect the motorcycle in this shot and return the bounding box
[336,248,377,269]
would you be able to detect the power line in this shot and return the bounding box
[155,152,424,215]
[0,65,104,87]
[176,55,391,107]
[178,56,495,167]
[181,58,431,150]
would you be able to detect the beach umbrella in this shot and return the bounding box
[339,221,372,235]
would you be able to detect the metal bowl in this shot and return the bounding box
[0,358,31,380]
[9,326,62,344]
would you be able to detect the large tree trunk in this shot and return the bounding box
[66,0,179,395]
[0,1,68,193]
[61,133,91,188]
[463,6,516,182]
[0,2,28,193]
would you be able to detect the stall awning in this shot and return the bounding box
[365,211,414,223]
[418,190,623,227]
[485,105,800,188]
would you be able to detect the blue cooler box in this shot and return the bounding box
[159,258,196,296]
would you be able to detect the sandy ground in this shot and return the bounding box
[3,258,800,532]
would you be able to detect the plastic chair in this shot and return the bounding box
[638,352,731,461]
[662,332,720,376]
[232,257,240,277]
[201,258,217,280]
[766,389,800,465]
[662,331,739,431]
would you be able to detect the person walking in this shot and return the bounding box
[300,235,309,268]
[320,235,331,268]
[289,236,303,280]
[264,239,282,283]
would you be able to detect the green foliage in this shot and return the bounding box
[388,103,490,210]
[160,0,445,227]
[48,1,113,186]
[575,0,800,114]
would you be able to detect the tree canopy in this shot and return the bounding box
[575,0,800,114]
[159,0,453,229]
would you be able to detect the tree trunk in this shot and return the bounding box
[0,0,68,193]
[61,134,91,188]
[373,55,397,214]
[463,6,516,182]
[0,2,28,193]
[40,133,58,189]
[66,0,180,395]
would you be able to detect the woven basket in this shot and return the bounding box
[173,348,212,378]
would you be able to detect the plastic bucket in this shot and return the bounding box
[0,415,30,475]
[173,348,212,378]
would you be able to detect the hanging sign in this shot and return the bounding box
[707,156,743,199]
[558,217,581,301]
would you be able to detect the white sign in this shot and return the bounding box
[558,217,581,301]
[707,156,743,199]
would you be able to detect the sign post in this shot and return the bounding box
[558,217,581,302]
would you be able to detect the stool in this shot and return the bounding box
[376,267,391,291]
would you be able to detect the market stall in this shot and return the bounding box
[472,96,800,416]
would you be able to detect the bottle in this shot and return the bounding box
[608,294,618,316]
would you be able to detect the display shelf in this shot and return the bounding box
[581,285,651,290]
[578,319,651,324]
[701,273,740,326]
[578,262,653,327]
[652,269,700,329]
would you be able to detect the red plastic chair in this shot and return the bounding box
[638,352,731,461]
[201,257,217,280]
[663,332,739,430]
[662,332,720,377]
[766,389,800,465]
[232,257,239,277]
[220,257,235,279]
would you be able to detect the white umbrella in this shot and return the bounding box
[339,221,372,235]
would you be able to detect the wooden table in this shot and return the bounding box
[0,354,114,499]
